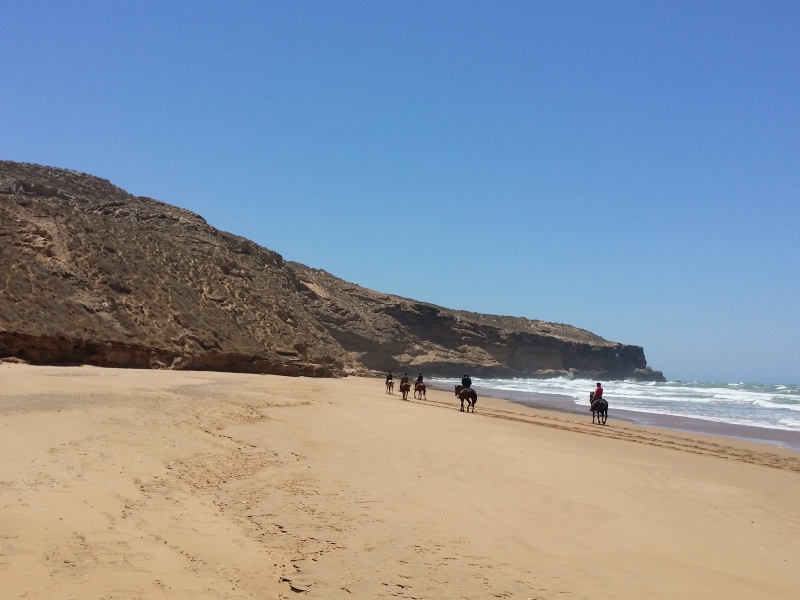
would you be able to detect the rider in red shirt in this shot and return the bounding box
[594,382,603,400]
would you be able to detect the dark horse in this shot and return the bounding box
[386,379,394,394]
[454,385,477,413]
[589,391,608,425]
[414,382,427,400]
[400,381,411,400]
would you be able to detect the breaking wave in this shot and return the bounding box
[463,378,800,432]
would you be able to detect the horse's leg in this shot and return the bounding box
[460,396,464,412]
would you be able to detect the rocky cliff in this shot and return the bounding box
[291,264,665,381]
[0,161,665,381]
[0,161,345,376]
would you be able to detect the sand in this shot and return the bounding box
[1,364,799,599]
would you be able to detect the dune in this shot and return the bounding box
[1,363,798,599]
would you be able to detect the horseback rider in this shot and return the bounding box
[416,372,424,385]
[461,373,472,390]
[589,382,608,424]
[400,372,409,385]
[386,371,393,383]
[591,382,603,408]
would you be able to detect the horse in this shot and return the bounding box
[414,381,426,400]
[454,384,477,413]
[589,391,608,425]
[386,379,394,394]
[400,381,411,400]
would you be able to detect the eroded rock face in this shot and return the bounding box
[291,264,667,381]
[0,161,345,376]
[0,160,665,381]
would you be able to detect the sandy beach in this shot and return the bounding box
[2,364,800,599]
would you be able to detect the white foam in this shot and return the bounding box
[436,377,800,432]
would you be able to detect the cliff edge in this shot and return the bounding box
[0,161,665,381]
[291,264,665,381]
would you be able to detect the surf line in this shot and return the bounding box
[384,391,800,474]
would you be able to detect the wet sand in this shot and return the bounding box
[439,383,800,452]
[2,364,800,599]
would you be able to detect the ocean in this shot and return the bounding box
[430,377,800,434]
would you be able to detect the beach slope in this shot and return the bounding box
[1,364,798,599]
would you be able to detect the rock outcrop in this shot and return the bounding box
[291,264,665,381]
[0,161,345,376]
[0,160,665,381]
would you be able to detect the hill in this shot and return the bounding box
[0,160,665,381]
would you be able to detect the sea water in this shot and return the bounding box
[435,377,800,433]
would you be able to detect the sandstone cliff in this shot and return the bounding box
[0,161,665,381]
[0,161,345,376]
[291,264,665,381]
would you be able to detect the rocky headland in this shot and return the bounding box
[0,160,665,381]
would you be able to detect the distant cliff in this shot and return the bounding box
[292,264,665,381]
[0,160,665,381]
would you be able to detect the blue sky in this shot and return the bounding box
[2,1,799,383]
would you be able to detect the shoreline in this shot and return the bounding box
[2,365,800,598]
[428,380,800,452]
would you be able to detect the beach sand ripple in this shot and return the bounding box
[1,364,799,599]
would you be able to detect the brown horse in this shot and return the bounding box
[589,391,608,425]
[386,379,394,394]
[414,382,426,399]
[400,381,411,400]
[454,385,477,412]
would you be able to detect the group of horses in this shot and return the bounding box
[385,378,478,412]
[385,377,608,423]
[386,378,429,401]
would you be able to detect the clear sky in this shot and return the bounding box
[2,1,799,383]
